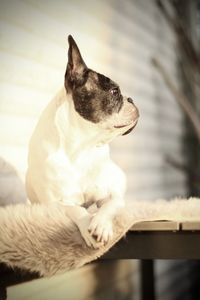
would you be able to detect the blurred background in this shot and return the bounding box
[0,0,200,299]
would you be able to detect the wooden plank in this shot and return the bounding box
[102,231,200,259]
[130,221,180,231]
[181,222,200,231]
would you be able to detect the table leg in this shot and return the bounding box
[140,260,155,300]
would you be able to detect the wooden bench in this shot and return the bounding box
[102,221,200,300]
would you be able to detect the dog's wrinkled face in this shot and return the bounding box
[65,35,139,135]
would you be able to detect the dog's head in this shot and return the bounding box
[65,35,139,136]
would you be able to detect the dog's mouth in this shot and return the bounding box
[114,119,138,135]
[122,121,138,135]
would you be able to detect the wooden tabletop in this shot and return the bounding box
[102,221,200,260]
[130,220,200,231]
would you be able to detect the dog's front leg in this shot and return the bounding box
[88,161,126,244]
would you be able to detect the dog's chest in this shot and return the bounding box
[48,147,109,203]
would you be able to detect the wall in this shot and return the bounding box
[0,0,187,200]
[0,0,190,299]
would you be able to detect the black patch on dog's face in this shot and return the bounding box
[71,70,123,123]
[65,35,123,123]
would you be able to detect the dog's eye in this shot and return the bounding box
[110,87,119,96]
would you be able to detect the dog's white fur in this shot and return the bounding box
[26,88,135,247]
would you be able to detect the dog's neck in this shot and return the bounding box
[54,89,109,159]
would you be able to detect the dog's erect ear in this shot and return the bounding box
[65,35,87,90]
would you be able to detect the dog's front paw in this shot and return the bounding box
[77,215,103,249]
[88,214,113,244]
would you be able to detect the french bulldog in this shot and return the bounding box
[26,35,139,248]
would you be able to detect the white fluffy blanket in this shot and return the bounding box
[0,198,200,276]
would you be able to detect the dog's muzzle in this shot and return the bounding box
[122,99,139,135]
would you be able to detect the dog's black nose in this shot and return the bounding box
[127,97,134,105]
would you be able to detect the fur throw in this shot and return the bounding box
[0,198,200,277]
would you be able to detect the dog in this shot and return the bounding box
[26,35,139,248]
